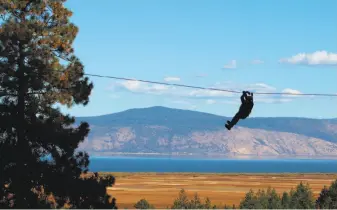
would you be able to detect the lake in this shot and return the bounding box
[88,156,337,173]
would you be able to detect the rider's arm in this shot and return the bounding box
[240,94,245,103]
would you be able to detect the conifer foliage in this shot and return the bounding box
[0,0,116,208]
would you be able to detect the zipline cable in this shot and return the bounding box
[0,72,336,97]
[84,73,337,97]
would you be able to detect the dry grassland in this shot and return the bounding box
[104,173,337,209]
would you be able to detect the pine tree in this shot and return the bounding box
[316,180,337,209]
[316,186,332,209]
[188,193,203,209]
[289,182,315,209]
[171,189,189,209]
[265,187,282,209]
[239,189,262,209]
[281,191,290,209]
[134,198,154,209]
[0,0,116,208]
[327,179,337,208]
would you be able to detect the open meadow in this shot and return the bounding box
[104,173,337,208]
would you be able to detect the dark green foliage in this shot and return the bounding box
[171,189,216,209]
[316,186,332,209]
[239,189,262,209]
[169,182,337,210]
[204,197,217,209]
[316,179,337,209]
[239,187,281,209]
[188,193,204,209]
[260,187,282,209]
[326,179,337,208]
[172,189,189,209]
[0,0,115,208]
[281,191,290,209]
[238,182,337,209]
[134,199,154,209]
[289,182,315,209]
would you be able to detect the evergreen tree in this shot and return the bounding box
[241,187,281,209]
[204,197,212,209]
[239,189,262,209]
[326,179,337,208]
[203,197,216,209]
[265,187,282,209]
[134,198,154,209]
[316,186,332,209]
[187,193,203,209]
[171,189,189,209]
[255,189,268,208]
[316,179,337,209]
[281,191,290,209]
[0,0,116,208]
[289,182,315,209]
[171,189,216,209]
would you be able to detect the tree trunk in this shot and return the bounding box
[15,42,27,208]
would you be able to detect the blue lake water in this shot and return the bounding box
[88,156,337,173]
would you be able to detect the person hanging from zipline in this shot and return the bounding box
[225,91,254,130]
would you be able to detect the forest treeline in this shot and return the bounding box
[134,180,337,209]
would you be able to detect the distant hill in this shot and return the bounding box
[75,106,337,158]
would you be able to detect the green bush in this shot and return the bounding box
[171,189,189,209]
[316,179,337,209]
[239,189,262,209]
[134,199,155,209]
[289,182,315,209]
[281,191,290,208]
[171,189,217,209]
[239,182,315,209]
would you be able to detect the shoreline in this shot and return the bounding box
[89,153,337,160]
[88,157,337,173]
[99,172,337,175]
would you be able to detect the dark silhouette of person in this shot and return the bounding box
[225,91,254,130]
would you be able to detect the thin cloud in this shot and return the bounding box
[109,80,302,104]
[119,80,169,95]
[171,100,190,105]
[279,51,337,65]
[195,74,208,78]
[252,59,264,64]
[222,60,237,69]
[282,88,303,98]
[109,94,120,99]
[206,99,216,105]
[188,105,197,110]
[245,83,276,92]
[164,76,181,82]
[282,88,302,95]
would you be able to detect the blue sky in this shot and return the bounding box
[63,0,337,118]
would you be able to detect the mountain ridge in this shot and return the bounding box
[75,106,337,158]
[77,106,337,120]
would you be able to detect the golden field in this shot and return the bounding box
[104,173,337,209]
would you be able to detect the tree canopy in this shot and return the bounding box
[134,198,155,209]
[0,0,116,208]
[171,189,216,209]
[239,184,315,209]
[289,182,315,209]
[316,180,337,209]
